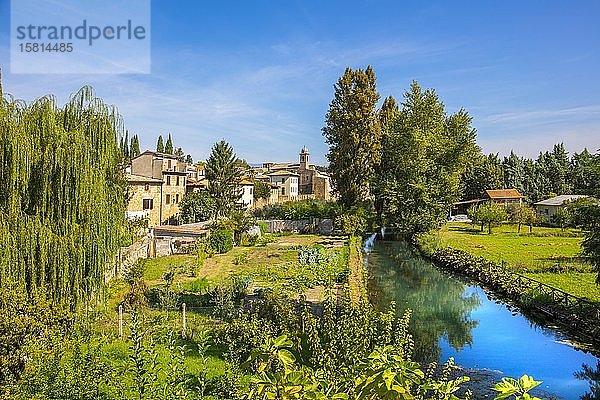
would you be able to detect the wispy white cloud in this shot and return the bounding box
[484,105,600,124]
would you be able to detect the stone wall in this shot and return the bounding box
[261,218,334,235]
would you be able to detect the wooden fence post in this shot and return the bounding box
[182,302,187,339]
[118,304,123,338]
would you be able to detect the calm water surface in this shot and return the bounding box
[366,240,600,400]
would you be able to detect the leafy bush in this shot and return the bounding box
[208,229,234,254]
[187,277,210,294]
[334,212,367,236]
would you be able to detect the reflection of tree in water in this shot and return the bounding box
[576,362,600,400]
[367,241,480,363]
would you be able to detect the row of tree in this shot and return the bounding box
[462,144,600,202]
[119,132,141,160]
[323,66,478,234]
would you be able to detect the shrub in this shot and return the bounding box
[208,229,234,254]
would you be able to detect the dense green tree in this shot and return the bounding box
[377,82,478,234]
[548,143,571,194]
[0,86,127,305]
[323,66,382,208]
[579,205,600,284]
[253,180,271,200]
[571,148,599,194]
[503,151,526,194]
[130,134,141,158]
[156,135,165,153]
[461,153,504,200]
[179,191,215,223]
[373,96,400,218]
[206,140,243,218]
[165,133,174,154]
[185,154,193,164]
[174,147,185,162]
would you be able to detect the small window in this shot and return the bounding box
[166,176,171,185]
[282,187,286,195]
[168,159,172,169]
[166,194,171,204]
[250,187,253,195]
[143,199,153,210]
[176,176,180,186]
[144,184,149,191]
[175,194,179,203]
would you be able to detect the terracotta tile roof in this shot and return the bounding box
[485,189,524,199]
[239,179,254,185]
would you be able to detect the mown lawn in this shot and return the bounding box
[437,222,600,302]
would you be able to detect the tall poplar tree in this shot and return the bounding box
[322,66,382,208]
[165,133,174,154]
[373,95,399,217]
[156,135,165,153]
[205,140,242,218]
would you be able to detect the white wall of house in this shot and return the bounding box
[238,184,254,208]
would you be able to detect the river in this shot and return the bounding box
[366,239,600,400]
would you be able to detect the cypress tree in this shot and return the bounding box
[0,86,127,306]
[130,134,141,158]
[123,131,130,160]
[165,134,174,154]
[156,135,165,153]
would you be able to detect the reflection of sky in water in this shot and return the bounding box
[367,242,599,400]
[440,286,598,399]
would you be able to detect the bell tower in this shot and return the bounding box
[299,146,309,170]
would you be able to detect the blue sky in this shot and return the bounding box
[1,0,599,165]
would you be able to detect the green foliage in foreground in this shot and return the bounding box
[0,281,547,400]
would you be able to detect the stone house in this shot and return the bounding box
[268,170,299,201]
[126,151,187,226]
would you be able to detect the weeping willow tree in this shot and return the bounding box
[0,84,127,306]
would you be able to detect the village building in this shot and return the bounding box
[259,147,332,200]
[126,151,187,226]
[268,170,299,202]
[534,194,593,222]
[484,189,524,206]
[238,179,255,208]
[451,189,525,216]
